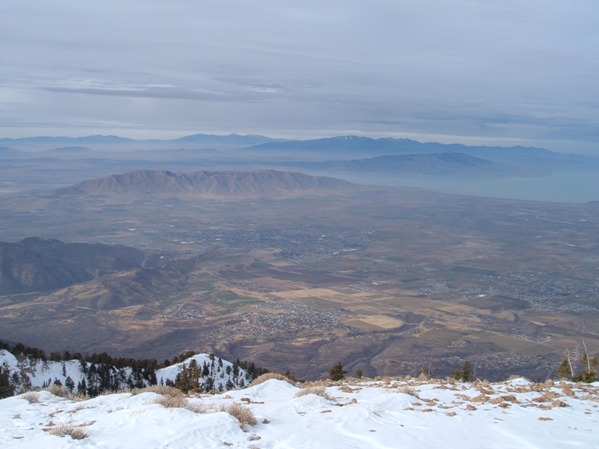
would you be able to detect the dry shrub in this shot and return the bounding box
[21,392,40,403]
[301,379,334,388]
[221,402,257,429]
[46,424,88,440]
[185,402,208,414]
[400,386,421,398]
[43,384,69,398]
[72,392,90,402]
[134,385,184,397]
[251,372,294,386]
[154,394,188,409]
[294,386,334,401]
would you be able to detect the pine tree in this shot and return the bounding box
[175,360,202,393]
[205,376,214,392]
[420,363,432,379]
[575,351,598,383]
[557,343,597,383]
[65,376,75,394]
[557,357,572,379]
[0,366,15,398]
[452,361,473,382]
[328,362,346,381]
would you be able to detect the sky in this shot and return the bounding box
[1,0,598,153]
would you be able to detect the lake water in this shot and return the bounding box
[325,171,599,204]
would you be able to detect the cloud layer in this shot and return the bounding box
[1,0,598,152]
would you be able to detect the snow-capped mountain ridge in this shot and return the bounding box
[0,349,250,396]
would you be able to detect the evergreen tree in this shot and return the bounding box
[175,360,202,393]
[283,370,298,382]
[557,357,573,379]
[574,351,598,383]
[557,344,598,383]
[328,362,346,381]
[0,366,15,398]
[420,363,432,379]
[78,379,87,395]
[452,361,473,382]
[65,376,75,394]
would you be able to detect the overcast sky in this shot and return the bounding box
[1,0,598,152]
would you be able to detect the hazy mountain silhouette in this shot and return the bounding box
[61,169,359,197]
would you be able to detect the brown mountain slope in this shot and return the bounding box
[62,169,360,198]
[0,237,145,294]
[33,265,187,310]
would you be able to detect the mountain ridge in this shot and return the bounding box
[303,152,514,175]
[60,169,360,197]
[3,133,598,178]
[0,348,251,396]
[0,237,146,295]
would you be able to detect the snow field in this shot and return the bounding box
[1,377,597,448]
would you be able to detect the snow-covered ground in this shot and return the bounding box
[1,376,597,448]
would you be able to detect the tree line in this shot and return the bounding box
[0,340,265,399]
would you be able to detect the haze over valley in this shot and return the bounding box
[3,3,599,448]
[1,136,599,381]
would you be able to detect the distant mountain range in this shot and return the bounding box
[1,133,598,178]
[248,135,551,155]
[248,136,599,175]
[300,152,515,175]
[0,135,136,145]
[0,133,277,148]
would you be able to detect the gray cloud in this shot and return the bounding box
[0,0,598,152]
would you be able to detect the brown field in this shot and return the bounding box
[1,182,599,380]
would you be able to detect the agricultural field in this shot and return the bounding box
[1,174,599,380]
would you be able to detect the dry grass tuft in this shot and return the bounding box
[72,392,89,402]
[43,384,70,398]
[251,372,294,386]
[400,386,421,398]
[134,385,184,397]
[294,386,334,401]
[154,394,189,409]
[21,392,40,403]
[185,402,208,414]
[301,379,335,388]
[221,402,257,429]
[46,424,88,440]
